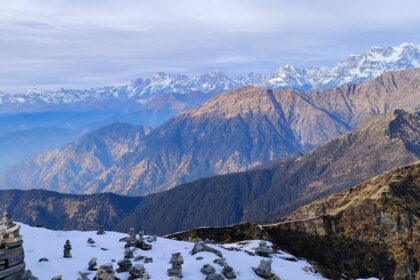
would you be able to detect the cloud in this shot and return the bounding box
[0,0,419,92]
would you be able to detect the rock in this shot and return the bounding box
[206,273,224,280]
[222,265,236,279]
[124,248,134,259]
[254,241,271,257]
[89,257,98,271]
[87,238,96,244]
[22,270,40,280]
[213,258,226,266]
[167,252,184,278]
[191,241,223,258]
[51,276,62,280]
[144,257,153,263]
[200,264,216,275]
[146,235,157,242]
[94,263,116,280]
[196,256,204,260]
[128,264,149,280]
[77,271,90,280]
[38,258,49,262]
[116,258,132,273]
[97,225,105,235]
[63,240,72,258]
[252,259,273,279]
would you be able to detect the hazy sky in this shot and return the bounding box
[0,0,419,92]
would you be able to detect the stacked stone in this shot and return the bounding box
[97,225,105,235]
[252,259,276,279]
[63,240,72,258]
[128,264,149,280]
[200,264,216,275]
[254,241,271,257]
[88,257,98,271]
[222,265,236,279]
[167,252,184,278]
[116,258,132,273]
[94,263,116,280]
[0,212,38,280]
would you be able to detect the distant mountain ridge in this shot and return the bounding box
[0,43,418,114]
[2,68,419,196]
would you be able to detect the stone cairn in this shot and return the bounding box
[0,212,38,280]
[254,241,271,257]
[167,252,184,278]
[253,259,279,279]
[120,228,152,251]
[97,225,105,235]
[63,240,72,258]
[116,258,132,273]
[222,264,237,279]
[128,264,149,280]
[94,263,117,280]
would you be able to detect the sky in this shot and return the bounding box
[0,0,419,93]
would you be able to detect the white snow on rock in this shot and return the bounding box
[0,43,418,114]
[20,223,329,280]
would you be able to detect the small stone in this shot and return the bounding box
[87,237,96,244]
[146,235,157,242]
[206,273,224,280]
[213,258,226,266]
[97,225,105,235]
[116,258,133,273]
[196,256,204,260]
[124,247,134,258]
[77,271,90,280]
[51,276,62,280]
[89,257,98,271]
[200,264,216,275]
[94,263,115,280]
[38,258,49,262]
[222,265,237,279]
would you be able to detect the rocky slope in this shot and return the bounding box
[3,68,419,195]
[168,161,420,280]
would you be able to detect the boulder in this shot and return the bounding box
[191,241,223,258]
[200,264,216,275]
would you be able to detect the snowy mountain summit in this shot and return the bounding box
[269,43,420,90]
[0,43,418,113]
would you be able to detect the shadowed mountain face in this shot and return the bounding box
[115,109,420,234]
[0,189,142,230]
[1,69,420,195]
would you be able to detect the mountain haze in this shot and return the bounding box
[2,69,419,195]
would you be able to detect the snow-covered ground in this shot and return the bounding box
[20,223,327,280]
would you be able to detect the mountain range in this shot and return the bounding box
[1,108,419,237]
[2,68,419,195]
[0,43,418,115]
